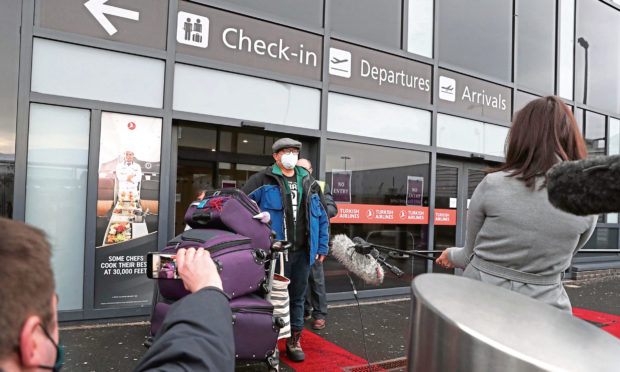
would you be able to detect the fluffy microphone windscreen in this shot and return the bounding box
[331,234,384,286]
[547,155,620,216]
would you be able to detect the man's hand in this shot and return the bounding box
[315,254,325,263]
[176,248,223,293]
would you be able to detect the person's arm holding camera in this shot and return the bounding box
[134,248,234,372]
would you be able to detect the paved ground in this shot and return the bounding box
[59,276,620,371]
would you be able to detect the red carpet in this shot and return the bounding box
[573,307,620,338]
[277,330,387,371]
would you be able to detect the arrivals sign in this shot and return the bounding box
[329,40,432,103]
[437,69,512,122]
[331,204,457,226]
[176,1,323,81]
[39,0,169,50]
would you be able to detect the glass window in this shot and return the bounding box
[514,91,540,114]
[437,114,507,157]
[558,0,575,100]
[25,104,90,311]
[31,38,165,108]
[609,117,620,155]
[177,125,217,151]
[584,111,606,156]
[220,129,281,156]
[330,0,402,49]
[437,0,512,81]
[484,124,509,157]
[406,0,434,58]
[325,140,430,292]
[438,114,483,153]
[517,0,556,94]
[327,93,431,145]
[575,0,620,113]
[223,0,323,29]
[0,0,20,218]
[174,64,320,129]
[574,107,584,133]
[582,227,619,250]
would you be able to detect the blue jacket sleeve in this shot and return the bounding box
[134,287,235,372]
[317,204,329,256]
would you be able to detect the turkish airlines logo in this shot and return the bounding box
[439,76,456,102]
[127,122,136,130]
[177,11,209,48]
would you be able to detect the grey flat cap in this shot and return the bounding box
[272,138,302,153]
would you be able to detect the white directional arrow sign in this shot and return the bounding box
[84,0,140,36]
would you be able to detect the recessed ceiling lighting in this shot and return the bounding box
[242,139,249,143]
[211,148,216,152]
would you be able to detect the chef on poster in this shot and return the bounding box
[116,150,142,198]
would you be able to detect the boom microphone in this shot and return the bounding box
[547,155,620,215]
[331,234,385,285]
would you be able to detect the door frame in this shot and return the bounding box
[169,121,320,240]
[435,157,492,252]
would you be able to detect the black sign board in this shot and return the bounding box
[39,0,169,50]
[329,40,432,104]
[437,69,512,122]
[176,1,323,81]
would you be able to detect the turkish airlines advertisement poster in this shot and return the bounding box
[94,112,162,309]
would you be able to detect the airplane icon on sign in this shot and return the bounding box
[441,85,454,92]
[330,57,349,64]
[329,47,352,78]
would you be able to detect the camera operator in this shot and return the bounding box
[0,218,63,372]
[0,217,234,372]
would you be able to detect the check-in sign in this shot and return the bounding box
[38,0,169,50]
[175,1,323,81]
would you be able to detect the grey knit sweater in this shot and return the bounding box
[446,171,597,311]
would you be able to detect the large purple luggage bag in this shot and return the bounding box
[184,189,272,253]
[230,295,282,361]
[158,229,268,300]
[149,295,281,367]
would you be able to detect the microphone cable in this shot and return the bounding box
[346,272,374,372]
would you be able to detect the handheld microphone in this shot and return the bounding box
[331,234,385,285]
[547,155,620,215]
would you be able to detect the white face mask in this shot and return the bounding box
[280,153,298,170]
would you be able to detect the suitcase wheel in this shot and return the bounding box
[253,248,268,264]
[273,316,285,329]
[267,357,278,371]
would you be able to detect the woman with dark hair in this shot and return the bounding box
[436,96,597,312]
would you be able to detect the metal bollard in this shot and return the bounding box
[407,274,620,372]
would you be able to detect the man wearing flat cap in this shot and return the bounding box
[243,138,329,363]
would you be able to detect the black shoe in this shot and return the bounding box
[286,331,305,362]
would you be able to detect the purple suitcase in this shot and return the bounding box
[150,301,170,336]
[158,229,268,300]
[184,189,272,253]
[230,294,282,362]
[149,295,282,367]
